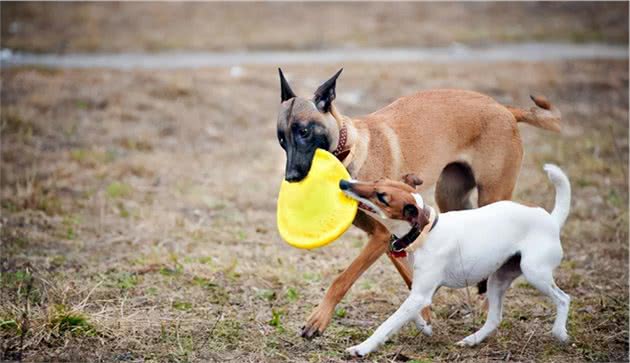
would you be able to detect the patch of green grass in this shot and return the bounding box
[516,280,536,291]
[118,138,153,152]
[606,188,623,208]
[106,181,133,199]
[269,309,284,332]
[286,287,299,302]
[302,272,321,282]
[190,277,229,304]
[191,276,210,286]
[0,318,19,333]
[257,289,276,302]
[360,279,374,290]
[146,287,158,295]
[172,301,193,311]
[212,319,242,348]
[75,100,89,109]
[0,269,42,305]
[159,266,182,277]
[328,325,370,342]
[70,148,116,167]
[61,215,81,240]
[235,230,247,241]
[33,191,62,215]
[223,258,240,280]
[197,256,213,265]
[49,304,95,336]
[50,255,66,268]
[117,202,130,218]
[115,272,139,290]
[1,110,37,135]
[1,200,18,213]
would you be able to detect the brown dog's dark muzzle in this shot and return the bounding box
[285,149,314,183]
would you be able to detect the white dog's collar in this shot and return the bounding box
[412,193,424,209]
[405,205,437,253]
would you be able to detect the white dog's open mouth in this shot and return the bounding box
[342,190,386,219]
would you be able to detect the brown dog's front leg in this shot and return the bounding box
[301,211,412,338]
[387,253,413,289]
[355,210,413,289]
[300,226,389,338]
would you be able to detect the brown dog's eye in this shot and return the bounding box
[376,192,389,205]
[298,127,310,138]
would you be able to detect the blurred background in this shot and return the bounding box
[1,2,628,362]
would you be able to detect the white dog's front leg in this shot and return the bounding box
[346,294,429,357]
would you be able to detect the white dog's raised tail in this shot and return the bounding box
[544,164,571,228]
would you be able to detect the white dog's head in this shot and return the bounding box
[339,174,431,230]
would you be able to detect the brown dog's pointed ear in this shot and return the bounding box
[314,68,343,112]
[402,173,423,189]
[279,68,296,102]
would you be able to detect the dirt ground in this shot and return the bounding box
[1,58,628,362]
[1,2,628,53]
[1,2,629,362]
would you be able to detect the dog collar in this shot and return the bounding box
[332,124,350,162]
[388,207,439,258]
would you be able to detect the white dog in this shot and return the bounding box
[338,164,571,356]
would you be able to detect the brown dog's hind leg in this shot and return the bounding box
[435,162,477,213]
[474,159,521,294]
[301,211,395,338]
[436,162,493,293]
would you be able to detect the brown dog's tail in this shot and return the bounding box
[505,95,561,132]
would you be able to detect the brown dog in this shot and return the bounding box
[276,68,560,338]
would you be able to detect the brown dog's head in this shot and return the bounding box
[339,174,430,227]
[276,68,344,182]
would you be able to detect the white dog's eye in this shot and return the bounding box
[376,192,389,205]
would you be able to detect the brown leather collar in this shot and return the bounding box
[332,124,350,162]
[389,209,439,258]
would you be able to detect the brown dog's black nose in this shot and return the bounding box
[285,169,306,183]
[339,179,351,190]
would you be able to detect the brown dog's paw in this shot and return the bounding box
[300,306,332,339]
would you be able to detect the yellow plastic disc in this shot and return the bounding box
[277,149,358,249]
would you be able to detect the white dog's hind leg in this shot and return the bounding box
[456,273,510,346]
[520,251,570,343]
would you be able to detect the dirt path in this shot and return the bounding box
[1,60,628,362]
[2,42,628,69]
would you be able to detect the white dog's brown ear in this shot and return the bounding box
[402,174,423,188]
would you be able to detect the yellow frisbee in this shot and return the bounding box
[277,149,358,249]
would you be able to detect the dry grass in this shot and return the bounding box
[1,2,628,53]
[1,60,628,362]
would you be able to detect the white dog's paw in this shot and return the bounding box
[553,328,570,343]
[413,315,432,336]
[346,343,374,357]
[455,335,478,347]
[414,321,432,336]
